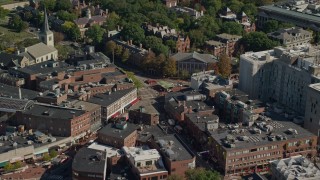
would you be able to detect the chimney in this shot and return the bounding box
[188,106,193,113]
[139,43,142,49]
[130,40,133,45]
[148,48,151,53]
[16,50,20,55]
[18,87,22,99]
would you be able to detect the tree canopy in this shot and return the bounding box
[185,168,221,180]
[241,32,280,52]
[85,25,106,44]
[121,23,145,44]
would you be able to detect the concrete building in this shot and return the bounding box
[172,51,218,74]
[72,147,107,180]
[97,121,138,149]
[88,88,138,121]
[270,155,320,180]
[171,6,204,19]
[209,119,317,176]
[123,146,168,180]
[267,27,313,47]
[239,44,320,113]
[304,83,320,146]
[258,3,320,31]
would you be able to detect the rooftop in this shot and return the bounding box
[0,83,39,100]
[185,113,219,132]
[123,146,161,162]
[72,147,106,174]
[270,155,320,180]
[22,103,85,120]
[98,122,138,139]
[267,27,312,40]
[25,42,57,59]
[66,100,101,112]
[88,142,122,158]
[10,60,72,75]
[309,83,320,92]
[88,88,136,107]
[210,120,316,151]
[155,134,194,161]
[171,51,218,64]
[0,97,34,112]
[129,98,159,115]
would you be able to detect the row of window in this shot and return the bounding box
[228,151,281,163]
[228,145,278,156]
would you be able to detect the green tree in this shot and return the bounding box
[202,0,222,12]
[57,10,77,21]
[145,36,169,56]
[227,0,244,14]
[241,32,279,52]
[13,161,22,169]
[179,70,190,79]
[62,21,80,41]
[49,150,58,158]
[85,24,106,44]
[185,168,221,180]
[218,53,232,79]
[121,23,145,44]
[55,0,72,11]
[0,7,9,19]
[16,38,41,49]
[263,20,279,33]
[42,153,51,161]
[105,11,120,31]
[221,21,243,35]
[4,163,14,172]
[114,45,123,58]
[163,57,176,77]
[165,39,177,53]
[121,48,130,63]
[40,0,56,11]
[8,15,28,32]
[23,11,33,21]
[189,29,206,47]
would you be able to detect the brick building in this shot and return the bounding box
[15,104,90,137]
[204,33,242,57]
[209,120,317,176]
[129,99,159,126]
[97,121,138,149]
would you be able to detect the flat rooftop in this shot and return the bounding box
[210,120,316,151]
[0,97,34,112]
[98,122,137,139]
[310,83,320,92]
[88,142,122,158]
[22,104,85,120]
[137,125,168,143]
[155,134,194,161]
[72,147,106,174]
[11,60,72,75]
[0,83,39,100]
[185,113,219,132]
[129,98,159,115]
[88,88,136,107]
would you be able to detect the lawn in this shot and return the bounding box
[0,17,36,49]
[0,0,13,5]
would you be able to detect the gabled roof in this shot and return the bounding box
[26,42,57,59]
[0,53,24,68]
[171,52,218,64]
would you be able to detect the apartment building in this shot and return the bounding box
[239,44,320,113]
[209,120,317,176]
[129,99,160,126]
[205,33,242,57]
[123,146,168,180]
[97,121,138,149]
[267,27,313,47]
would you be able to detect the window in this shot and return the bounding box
[137,162,141,167]
[310,118,313,122]
[146,160,152,166]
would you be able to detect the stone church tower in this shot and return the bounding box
[39,8,54,47]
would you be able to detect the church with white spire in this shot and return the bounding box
[17,8,58,65]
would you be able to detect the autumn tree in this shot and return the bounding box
[121,48,130,63]
[163,57,177,77]
[85,24,106,44]
[114,45,123,59]
[218,53,232,79]
[105,41,117,63]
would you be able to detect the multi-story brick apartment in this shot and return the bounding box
[129,99,160,126]
[214,89,265,123]
[88,88,137,121]
[304,83,320,147]
[97,121,138,149]
[15,103,90,137]
[267,27,313,47]
[142,23,190,53]
[239,44,320,113]
[270,155,320,180]
[123,146,168,180]
[209,120,317,176]
[184,113,219,150]
[205,33,242,57]
[164,90,214,122]
[171,51,218,74]
[258,2,320,31]
[72,147,107,180]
